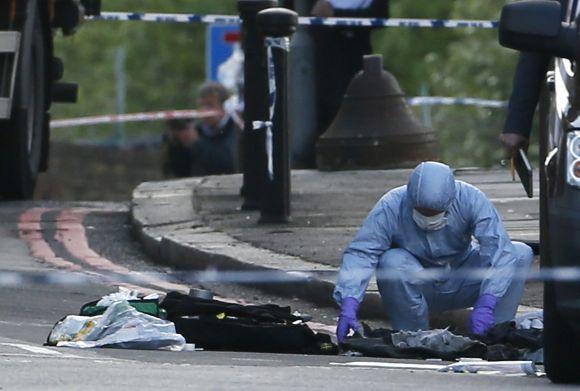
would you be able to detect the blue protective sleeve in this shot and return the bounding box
[470,187,518,298]
[333,193,395,304]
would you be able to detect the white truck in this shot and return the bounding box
[0,0,99,199]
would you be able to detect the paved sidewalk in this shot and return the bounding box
[131,168,542,321]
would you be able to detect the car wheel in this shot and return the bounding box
[543,281,580,383]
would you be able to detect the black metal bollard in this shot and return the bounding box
[256,8,298,223]
[238,0,277,211]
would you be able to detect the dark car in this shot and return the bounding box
[499,0,580,383]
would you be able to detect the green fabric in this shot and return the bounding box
[80,300,162,318]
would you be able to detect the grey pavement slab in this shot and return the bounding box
[131,168,542,317]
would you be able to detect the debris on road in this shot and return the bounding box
[95,287,141,306]
[160,291,337,354]
[340,321,543,363]
[515,310,543,330]
[440,359,538,376]
[341,326,485,361]
[391,329,481,355]
[330,361,448,371]
[80,287,165,318]
[45,287,542,366]
[46,289,336,354]
[47,301,185,351]
[331,359,540,376]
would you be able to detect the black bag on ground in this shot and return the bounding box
[160,291,337,355]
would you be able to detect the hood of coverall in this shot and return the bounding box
[407,162,456,212]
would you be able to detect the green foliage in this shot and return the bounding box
[52,0,237,141]
[372,1,459,95]
[53,0,530,167]
[371,0,524,167]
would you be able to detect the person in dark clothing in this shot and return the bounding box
[191,82,240,176]
[163,118,198,178]
[500,53,551,156]
[163,82,240,178]
[500,0,568,157]
[310,0,390,137]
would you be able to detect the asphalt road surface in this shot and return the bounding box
[0,202,561,390]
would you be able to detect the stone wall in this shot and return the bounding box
[35,142,165,201]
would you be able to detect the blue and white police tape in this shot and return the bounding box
[90,12,240,25]
[2,267,580,287]
[252,37,290,181]
[89,12,498,29]
[252,118,275,180]
[407,97,508,109]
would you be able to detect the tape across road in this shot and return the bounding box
[89,12,498,29]
[299,16,497,29]
[407,97,507,109]
[2,267,580,287]
[50,109,216,129]
[91,12,240,25]
[51,97,505,129]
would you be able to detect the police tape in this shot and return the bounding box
[407,97,507,109]
[88,12,498,29]
[263,36,291,180]
[49,109,217,129]
[50,97,505,130]
[89,12,240,25]
[1,267,580,287]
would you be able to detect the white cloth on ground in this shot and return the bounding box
[515,310,543,330]
[49,301,185,351]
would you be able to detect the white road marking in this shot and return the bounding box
[0,352,116,361]
[330,361,446,371]
[0,343,62,355]
[488,196,539,203]
[0,320,53,328]
[0,353,69,359]
[231,358,283,363]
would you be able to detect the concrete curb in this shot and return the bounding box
[131,176,385,318]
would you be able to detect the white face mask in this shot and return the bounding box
[412,209,448,231]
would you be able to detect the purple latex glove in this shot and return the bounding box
[336,297,362,343]
[470,294,498,336]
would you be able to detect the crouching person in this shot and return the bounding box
[334,161,534,343]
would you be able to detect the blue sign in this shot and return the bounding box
[206,24,240,81]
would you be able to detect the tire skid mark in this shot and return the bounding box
[55,209,255,304]
[18,208,82,272]
[17,207,305,310]
[18,207,154,294]
[56,208,188,294]
[55,208,134,275]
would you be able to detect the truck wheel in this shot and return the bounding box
[0,0,47,200]
[543,282,580,383]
